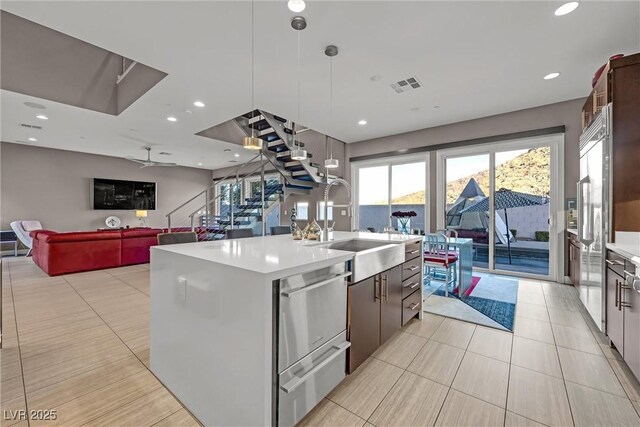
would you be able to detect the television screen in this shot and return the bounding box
[93,178,156,210]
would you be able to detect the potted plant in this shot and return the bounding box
[391,211,417,235]
[510,228,518,242]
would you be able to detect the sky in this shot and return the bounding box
[358,149,529,205]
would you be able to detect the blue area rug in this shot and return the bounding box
[432,274,517,330]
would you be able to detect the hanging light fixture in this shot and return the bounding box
[243,0,263,150]
[324,45,339,169]
[290,16,307,161]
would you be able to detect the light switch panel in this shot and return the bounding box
[341,210,346,216]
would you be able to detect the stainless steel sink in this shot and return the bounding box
[317,239,405,282]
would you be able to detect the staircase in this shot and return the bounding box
[166,109,336,240]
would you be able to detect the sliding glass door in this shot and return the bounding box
[438,136,561,280]
[354,155,429,233]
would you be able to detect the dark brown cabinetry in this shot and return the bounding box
[605,250,640,380]
[380,265,403,344]
[581,53,640,233]
[347,240,422,373]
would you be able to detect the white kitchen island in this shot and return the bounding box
[150,232,422,426]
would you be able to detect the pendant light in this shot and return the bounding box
[243,0,263,150]
[290,16,307,161]
[324,45,339,169]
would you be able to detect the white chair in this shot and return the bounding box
[10,220,43,256]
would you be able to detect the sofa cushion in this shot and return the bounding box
[121,228,163,239]
[41,231,122,243]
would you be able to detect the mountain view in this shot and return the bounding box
[380,147,551,205]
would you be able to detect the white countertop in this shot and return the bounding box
[567,228,578,235]
[607,232,640,266]
[152,231,421,276]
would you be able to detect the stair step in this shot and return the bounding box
[249,119,271,132]
[284,161,305,171]
[285,183,314,190]
[291,170,311,177]
[242,109,261,120]
[218,220,252,226]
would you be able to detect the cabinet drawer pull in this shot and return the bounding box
[281,272,351,297]
[280,342,350,394]
[606,259,624,266]
[406,249,420,255]
[624,270,635,277]
[408,302,420,311]
[617,280,622,311]
[406,266,420,272]
[404,282,419,289]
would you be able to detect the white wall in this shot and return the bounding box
[1,143,212,231]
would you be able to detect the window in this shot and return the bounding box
[318,201,334,221]
[354,156,428,233]
[296,202,309,220]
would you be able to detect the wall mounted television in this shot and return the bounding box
[92,178,156,210]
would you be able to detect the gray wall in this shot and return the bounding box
[347,98,584,232]
[1,143,212,231]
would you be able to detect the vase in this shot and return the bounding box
[397,217,410,235]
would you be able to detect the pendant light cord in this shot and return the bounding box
[329,56,333,159]
[250,0,255,138]
[296,30,301,150]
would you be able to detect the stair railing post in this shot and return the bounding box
[204,189,210,234]
[231,171,238,230]
[261,153,266,236]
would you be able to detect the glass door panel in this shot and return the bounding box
[391,162,426,233]
[357,165,389,232]
[444,154,490,269]
[493,147,550,276]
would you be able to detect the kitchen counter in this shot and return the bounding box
[607,231,640,266]
[152,231,421,279]
[150,231,422,426]
[567,228,578,235]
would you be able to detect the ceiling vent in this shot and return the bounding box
[20,123,43,130]
[158,151,172,156]
[390,77,422,94]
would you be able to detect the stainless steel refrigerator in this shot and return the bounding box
[577,103,611,332]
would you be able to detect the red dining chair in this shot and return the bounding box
[424,231,459,296]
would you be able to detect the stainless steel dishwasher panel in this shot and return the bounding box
[278,333,349,427]
[278,262,349,373]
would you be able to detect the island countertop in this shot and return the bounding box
[151,231,422,278]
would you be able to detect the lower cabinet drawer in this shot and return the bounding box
[404,240,422,262]
[401,259,421,281]
[402,290,421,326]
[279,332,349,427]
[401,274,421,299]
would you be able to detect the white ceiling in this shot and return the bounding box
[1,1,639,170]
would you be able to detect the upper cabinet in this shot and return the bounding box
[582,53,640,233]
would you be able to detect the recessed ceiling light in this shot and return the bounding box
[288,0,305,13]
[544,72,561,80]
[198,162,203,166]
[193,101,205,108]
[554,2,579,16]
[234,153,240,158]
[36,114,48,120]
[370,75,382,82]
[167,116,177,122]
[433,105,440,109]
[28,137,37,142]
[358,120,367,126]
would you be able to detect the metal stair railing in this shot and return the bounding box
[166,153,262,232]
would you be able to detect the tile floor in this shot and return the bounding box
[3,258,640,426]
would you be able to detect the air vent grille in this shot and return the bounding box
[390,77,422,94]
[20,123,43,130]
[158,152,172,156]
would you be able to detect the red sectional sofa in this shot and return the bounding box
[30,228,163,276]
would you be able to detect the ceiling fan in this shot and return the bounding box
[126,146,177,168]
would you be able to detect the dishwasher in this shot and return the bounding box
[274,261,351,426]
